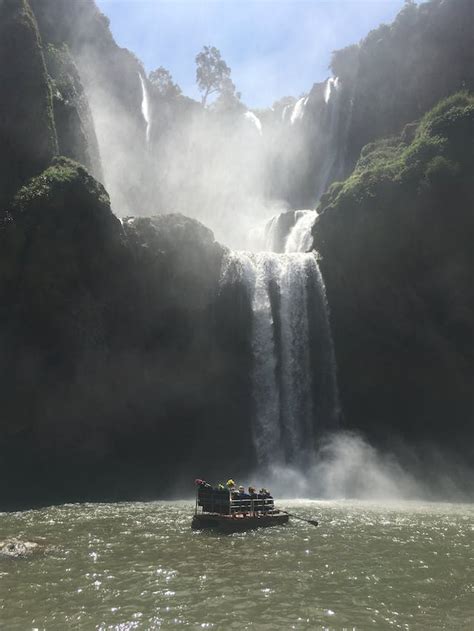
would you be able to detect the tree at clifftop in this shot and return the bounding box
[195,45,235,107]
[149,66,181,99]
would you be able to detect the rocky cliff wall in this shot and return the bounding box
[0,158,255,507]
[0,0,58,207]
[313,93,474,453]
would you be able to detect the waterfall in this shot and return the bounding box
[220,251,282,463]
[139,73,151,143]
[290,96,309,125]
[284,210,317,253]
[220,248,339,467]
[315,76,344,200]
[278,253,315,460]
[244,111,263,136]
[324,76,339,104]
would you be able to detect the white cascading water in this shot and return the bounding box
[315,76,344,200]
[246,213,283,252]
[284,210,317,253]
[220,244,339,467]
[139,73,151,143]
[324,76,339,104]
[278,253,315,460]
[220,251,282,464]
[243,111,263,136]
[290,95,309,125]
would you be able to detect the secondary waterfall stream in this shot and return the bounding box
[139,73,151,143]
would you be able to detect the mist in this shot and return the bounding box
[84,73,304,248]
[248,432,474,503]
[68,3,359,251]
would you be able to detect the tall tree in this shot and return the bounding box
[149,66,181,99]
[212,76,244,114]
[195,45,232,106]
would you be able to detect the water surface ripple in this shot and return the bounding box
[1,500,472,629]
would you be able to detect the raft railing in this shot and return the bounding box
[195,489,275,516]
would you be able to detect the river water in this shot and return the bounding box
[1,500,472,630]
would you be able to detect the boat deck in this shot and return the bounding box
[192,511,289,532]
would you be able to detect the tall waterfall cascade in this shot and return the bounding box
[139,73,151,143]
[220,241,340,467]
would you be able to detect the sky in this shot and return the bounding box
[95,0,407,109]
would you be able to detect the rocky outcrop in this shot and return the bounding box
[0,0,58,207]
[44,43,103,180]
[0,162,255,507]
[0,539,40,558]
[313,93,474,452]
[29,0,146,213]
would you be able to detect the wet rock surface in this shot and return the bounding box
[0,539,40,558]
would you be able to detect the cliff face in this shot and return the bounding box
[332,0,474,170]
[30,0,147,210]
[0,0,257,506]
[313,93,474,451]
[0,159,254,507]
[269,0,474,211]
[44,43,103,180]
[0,0,58,207]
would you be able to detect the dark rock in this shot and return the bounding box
[0,164,255,506]
[44,43,103,181]
[0,539,39,558]
[313,93,474,454]
[331,0,474,175]
[0,0,58,207]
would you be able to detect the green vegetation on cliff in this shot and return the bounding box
[320,92,473,212]
[12,155,110,212]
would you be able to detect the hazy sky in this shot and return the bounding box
[96,0,406,108]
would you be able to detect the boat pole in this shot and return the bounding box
[281,511,318,527]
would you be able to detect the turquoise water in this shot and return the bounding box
[1,500,473,629]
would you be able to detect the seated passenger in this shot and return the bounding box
[214,483,230,513]
[259,488,274,512]
[248,486,259,512]
[236,485,251,512]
